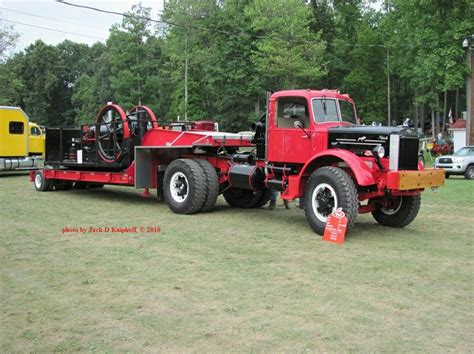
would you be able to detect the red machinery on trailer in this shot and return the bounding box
[31,90,445,235]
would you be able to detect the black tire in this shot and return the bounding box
[445,173,450,179]
[33,170,53,191]
[304,166,358,235]
[464,165,474,180]
[371,195,421,228]
[195,159,219,212]
[54,180,73,191]
[223,187,272,208]
[88,183,105,189]
[163,159,207,214]
[254,188,272,208]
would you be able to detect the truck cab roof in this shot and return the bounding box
[271,89,353,103]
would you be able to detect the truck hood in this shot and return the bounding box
[328,125,418,138]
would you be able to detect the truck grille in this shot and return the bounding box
[439,157,452,163]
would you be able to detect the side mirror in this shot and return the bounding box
[294,120,310,138]
[294,120,303,129]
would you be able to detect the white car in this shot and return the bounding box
[434,145,474,179]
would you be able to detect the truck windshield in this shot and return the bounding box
[339,100,357,124]
[454,147,474,156]
[312,99,338,122]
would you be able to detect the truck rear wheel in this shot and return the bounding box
[195,159,219,212]
[304,166,358,235]
[164,159,207,214]
[34,170,53,191]
[371,195,421,228]
[223,187,272,208]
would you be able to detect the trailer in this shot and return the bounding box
[30,90,445,235]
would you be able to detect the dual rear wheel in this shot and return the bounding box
[163,158,272,214]
[163,159,219,214]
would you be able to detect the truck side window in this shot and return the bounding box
[312,99,338,122]
[9,121,24,134]
[339,99,357,124]
[276,97,309,128]
[31,126,41,136]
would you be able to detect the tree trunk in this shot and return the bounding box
[420,104,425,134]
[414,102,419,132]
[414,90,419,132]
[455,88,459,119]
[435,94,441,135]
[442,90,447,132]
[431,109,436,140]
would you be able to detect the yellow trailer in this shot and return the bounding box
[0,106,45,171]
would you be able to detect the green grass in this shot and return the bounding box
[1,173,473,352]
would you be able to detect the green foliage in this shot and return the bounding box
[386,0,473,109]
[246,0,326,91]
[0,0,471,130]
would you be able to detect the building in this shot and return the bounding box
[449,119,467,152]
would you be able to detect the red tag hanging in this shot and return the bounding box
[323,208,348,244]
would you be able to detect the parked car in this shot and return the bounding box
[434,145,474,179]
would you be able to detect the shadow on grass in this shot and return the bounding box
[54,186,159,206]
[0,171,30,178]
[46,186,408,241]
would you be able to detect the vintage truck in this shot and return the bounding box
[30,90,445,235]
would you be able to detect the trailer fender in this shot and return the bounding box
[301,149,375,187]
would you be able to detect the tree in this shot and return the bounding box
[385,0,473,133]
[245,0,326,91]
[343,10,387,123]
[0,18,19,63]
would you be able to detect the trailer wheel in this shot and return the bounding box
[304,166,358,235]
[34,170,53,192]
[371,195,421,228]
[164,159,207,214]
[223,187,272,208]
[195,159,219,212]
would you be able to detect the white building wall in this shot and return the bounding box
[452,130,466,152]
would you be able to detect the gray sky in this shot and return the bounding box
[0,0,164,52]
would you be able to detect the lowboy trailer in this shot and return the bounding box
[30,90,445,235]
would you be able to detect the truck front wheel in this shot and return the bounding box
[371,195,421,228]
[164,159,207,214]
[304,166,358,235]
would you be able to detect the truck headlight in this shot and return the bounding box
[373,145,385,159]
[453,157,464,163]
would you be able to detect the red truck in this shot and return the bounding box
[31,90,445,235]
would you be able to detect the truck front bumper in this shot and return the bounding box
[386,169,445,191]
[433,162,467,174]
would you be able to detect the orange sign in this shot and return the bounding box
[323,208,348,244]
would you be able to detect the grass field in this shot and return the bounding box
[1,173,473,352]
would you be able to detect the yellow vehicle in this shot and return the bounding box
[28,122,45,156]
[0,106,45,171]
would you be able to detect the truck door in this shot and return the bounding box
[268,96,312,164]
[29,124,45,156]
